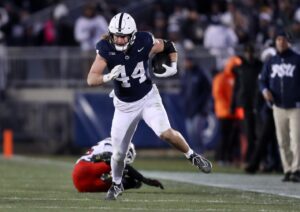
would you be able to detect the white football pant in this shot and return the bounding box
[110,85,171,184]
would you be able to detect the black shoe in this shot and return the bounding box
[105,182,124,200]
[282,172,292,182]
[188,153,212,173]
[290,171,300,183]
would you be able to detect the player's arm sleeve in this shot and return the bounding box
[259,60,271,93]
[141,32,157,54]
[124,164,144,181]
[96,40,109,61]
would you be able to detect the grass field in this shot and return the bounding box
[0,155,299,212]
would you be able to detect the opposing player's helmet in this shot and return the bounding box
[108,13,137,51]
[125,143,136,164]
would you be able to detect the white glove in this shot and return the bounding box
[154,62,177,78]
[103,65,122,83]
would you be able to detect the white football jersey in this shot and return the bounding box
[76,138,113,164]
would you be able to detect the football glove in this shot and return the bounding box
[153,62,177,78]
[103,65,122,83]
[142,178,164,189]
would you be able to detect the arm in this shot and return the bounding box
[87,54,121,86]
[125,164,164,189]
[150,38,178,78]
[259,61,274,103]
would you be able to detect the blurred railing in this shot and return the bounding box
[0,46,216,153]
[4,46,216,90]
[6,47,93,88]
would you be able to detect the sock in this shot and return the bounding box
[111,157,125,185]
[184,149,194,159]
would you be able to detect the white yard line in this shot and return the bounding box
[0,205,206,211]
[142,171,300,199]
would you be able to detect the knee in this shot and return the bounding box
[160,128,177,142]
[112,151,127,163]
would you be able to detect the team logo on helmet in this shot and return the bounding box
[108,13,137,51]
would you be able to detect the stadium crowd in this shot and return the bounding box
[1,0,300,48]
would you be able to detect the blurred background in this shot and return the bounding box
[0,0,299,171]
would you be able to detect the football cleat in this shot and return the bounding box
[290,171,300,183]
[282,172,291,182]
[188,153,212,173]
[105,182,124,200]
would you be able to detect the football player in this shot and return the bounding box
[72,137,164,192]
[87,12,212,200]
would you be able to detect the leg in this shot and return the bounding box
[215,119,230,163]
[273,106,292,174]
[244,109,256,163]
[228,119,241,164]
[141,89,188,153]
[142,89,211,173]
[185,115,204,154]
[245,109,274,173]
[289,108,300,174]
[160,128,190,153]
[106,108,140,200]
[122,176,142,190]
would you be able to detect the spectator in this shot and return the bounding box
[245,46,282,173]
[233,44,262,163]
[203,16,238,70]
[74,3,108,51]
[212,56,243,165]
[181,8,205,46]
[0,6,8,100]
[180,56,211,153]
[259,30,300,182]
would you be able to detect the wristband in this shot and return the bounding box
[102,74,111,83]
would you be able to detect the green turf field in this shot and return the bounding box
[0,155,299,212]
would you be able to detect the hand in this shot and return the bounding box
[262,89,274,102]
[143,178,164,189]
[154,62,177,78]
[103,65,122,82]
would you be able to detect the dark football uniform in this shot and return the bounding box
[95,31,171,191]
[96,32,155,102]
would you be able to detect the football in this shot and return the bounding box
[151,52,171,74]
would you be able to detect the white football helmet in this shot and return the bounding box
[108,12,137,51]
[125,143,136,164]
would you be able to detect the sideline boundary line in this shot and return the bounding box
[2,155,299,199]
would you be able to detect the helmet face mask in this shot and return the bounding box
[108,13,137,51]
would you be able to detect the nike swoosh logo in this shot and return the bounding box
[138,47,144,52]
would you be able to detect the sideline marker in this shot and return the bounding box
[3,129,13,158]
